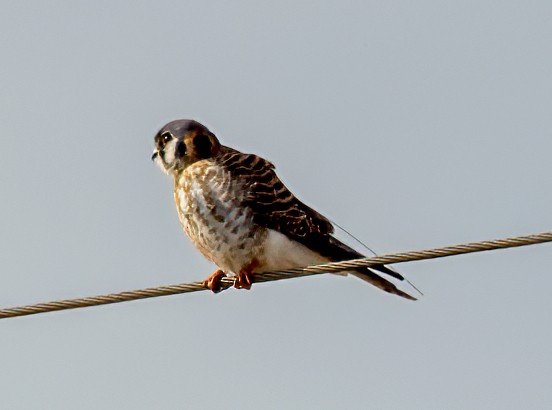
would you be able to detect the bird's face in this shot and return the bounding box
[152,119,220,175]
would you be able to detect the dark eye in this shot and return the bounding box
[160,132,171,145]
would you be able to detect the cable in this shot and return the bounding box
[1,231,551,320]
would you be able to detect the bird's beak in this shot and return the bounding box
[151,151,159,161]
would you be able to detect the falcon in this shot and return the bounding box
[152,119,416,300]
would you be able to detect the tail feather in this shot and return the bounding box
[318,236,417,300]
[352,270,417,301]
[296,232,418,300]
[371,264,404,281]
[324,236,406,281]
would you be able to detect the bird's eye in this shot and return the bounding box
[160,132,171,145]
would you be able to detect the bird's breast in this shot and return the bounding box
[174,161,264,273]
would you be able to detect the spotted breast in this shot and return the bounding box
[174,157,266,275]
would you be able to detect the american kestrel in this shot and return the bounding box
[152,119,415,300]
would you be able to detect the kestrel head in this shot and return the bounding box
[152,119,221,175]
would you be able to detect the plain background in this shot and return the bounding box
[1,1,551,409]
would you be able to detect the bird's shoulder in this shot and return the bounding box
[216,146,334,239]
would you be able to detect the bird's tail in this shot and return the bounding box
[321,236,418,301]
[351,270,417,301]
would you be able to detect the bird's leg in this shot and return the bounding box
[202,269,226,293]
[234,259,259,290]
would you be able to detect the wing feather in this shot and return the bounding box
[220,149,334,240]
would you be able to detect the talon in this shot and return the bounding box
[233,259,259,290]
[234,271,253,289]
[202,269,225,293]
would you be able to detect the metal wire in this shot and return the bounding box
[1,231,551,320]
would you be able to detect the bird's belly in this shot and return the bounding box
[256,229,331,272]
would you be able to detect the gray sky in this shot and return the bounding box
[1,1,552,409]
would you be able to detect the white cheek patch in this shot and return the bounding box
[163,139,178,166]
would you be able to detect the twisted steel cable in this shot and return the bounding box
[1,231,551,320]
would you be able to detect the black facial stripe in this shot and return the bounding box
[175,140,187,158]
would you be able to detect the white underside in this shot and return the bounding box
[256,229,347,275]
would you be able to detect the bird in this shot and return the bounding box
[152,119,416,300]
